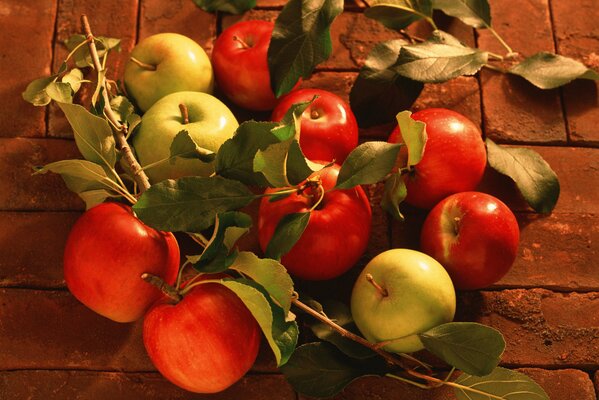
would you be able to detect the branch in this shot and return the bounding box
[81,14,151,193]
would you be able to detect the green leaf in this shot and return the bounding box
[45,82,73,103]
[78,189,120,210]
[486,139,560,213]
[109,96,135,124]
[396,110,427,167]
[265,212,311,260]
[132,176,256,233]
[57,102,117,169]
[61,68,85,94]
[509,52,599,89]
[230,251,295,314]
[381,172,407,221]
[170,130,216,164]
[22,76,54,106]
[393,30,489,83]
[220,279,298,366]
[365,0,433,31]
[192,0,256,14]
[280,342,388,398]
[419,322,505,376]
[336,142,402,189]
[432,0,491,28]
[187,212,252,273]
[268,0,344,97]
[350,39,424,127]
[65,34,121,68]
[454,367,549,400]
[286,139,321,185]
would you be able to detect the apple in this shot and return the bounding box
[271,89,359,163]
[258,164,372,280]
[211,20,278,111]
[351,248,456,353]
[388,108,487,209]
[124,33,214,112]
[420,191,520,290]
[132,91,239,183]
[143,281,261,393]
[63,202,180,323]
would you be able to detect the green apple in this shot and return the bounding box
[132,91,238,183]
[124,33,214,112]
[351,248,456,353]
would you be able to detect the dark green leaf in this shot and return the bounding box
[230,251,295,314]
[350,39,424,127]
[486,139,559,213]
[396,110,427,167]
[170,130,216,164]
[280,342,388,398]
[220,279,298,366]
[365,0,433,31]
[454,367,549,400]
[268,0,344,97]
[336,142,402,189]
[419,322,505,376]
[192,0,255,14]
[45,82,73,103]
[57,102,117,169]
[132,176,256,233]
[509,52,599,89]
[393,30,489,82]
[268,190,294,203]
[432,0,491,28]
[61,68,85,94]
[381,172,407,221]
[265,212,311,260]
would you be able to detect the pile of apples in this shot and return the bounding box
[63,19,520,393]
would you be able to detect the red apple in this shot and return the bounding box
[420,191,520,290]
[212,20,277,111]
[388,108,487,209]
[143,281,261,393]
[258,164,372,280]
[271,89,359,163]
[63,202,180,323]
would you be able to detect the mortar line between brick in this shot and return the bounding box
[0,367,286,376]
[45,0,61,138]
[473,28,487,137]
[135,0,142,44]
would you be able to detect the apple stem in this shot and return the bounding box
[453,216,461,235]
[179,103,190,124]
[365,273,389,297]
[232,35,251,49]
[141,273,182,302]
[129,56,157,71]
[310,109,320,119]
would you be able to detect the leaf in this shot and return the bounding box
[393,30,489,83]
[61,68,85,94]
[268,0,344,97]
[78,189,119,210]
[350,39,424,127]
[109,96,135,124]
[265,212,311,260]
[132,176,256,233]
[381,172,407,221]
[454,367,550,400]
[432,0,491,28]
[286,139,321,185]
[22,62,69,106]
[170,130,216,164]
[486,139,560,213]
[220,279,298,366]
[280,342,388,398]
[365,0,433,31]
[57,102,117,169]
[419,322,505,376]
[509,52,599,89]
[396,110,427,167]
[335,142,402,189]
[192,0,256,14]
[230,251,295,314]
[64,34,121,68]
[45,82,73,103]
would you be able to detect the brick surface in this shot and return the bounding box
[48,0,139,137]
[550,0,599,145]
[0,371,295,400]
[0,0,57,137]
[0,138,83,211]
[0,212,80,288]
[478,0,566,144]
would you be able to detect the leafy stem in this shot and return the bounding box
[486,25,515,56]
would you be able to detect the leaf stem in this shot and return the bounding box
[65,39,91,64]
[483,63,507,73]
[175,260,192,291]
[386,373,431,390]
[406,369,505,399]
[487,26,514,56]
[308,184,325,211]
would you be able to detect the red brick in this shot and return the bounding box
[0,371,295,400]
[0,138,83,211]
[520,368,596,400]
[0,212,80,288]
[458,289,599,368]
[48,0,139,137]
[550,0,599,145]
[478,0,566,144]
[0,0,57,137]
